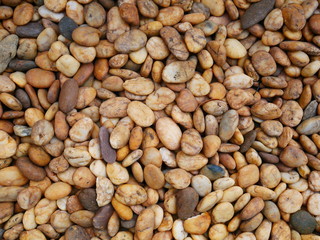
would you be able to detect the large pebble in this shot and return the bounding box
[8,59,37,72]
[99,127,116,163]
[290,210,316,234]
[240,0,276,29]
[58,79,79,113]
[59,16,78,40]
[162,61,195,83]
[114,29,147,53]
[0,130,17,158]
[176,187,199,220]
[16,22,44,38]
[127,101,155,127]
[0,35,18,74]
[297,116,320,135]
[26,68,55,88]
[280,146,308,167]
[156,117,182,150]
[219,110,239,142]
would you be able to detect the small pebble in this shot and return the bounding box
[200,164,225,181]
[59,16,78,40]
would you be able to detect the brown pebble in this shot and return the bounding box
[16,157,46,181]
[176,187,199,220]
[58,78,79,113]
[99,126,116,163]
[93,204,114,229]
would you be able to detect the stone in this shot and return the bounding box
[297,116,320,135]
[99,126,116,163]
[0,35,18,74]
[16,22,44,38]
[290,210,317,234]
[200,164,225,181]
[303,100,318,120]
[8,59,37,72]
[176,187,199,220]
[240,0,276,29]
[59,16,78,40]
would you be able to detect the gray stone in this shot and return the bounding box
[297,116,320,135]
[59,16,78,40]
[0,35,19,74]
[16,22,44,38]
[9,59,37,72]
[303,100,318,120]
[240,0,276,29]
[290,210,316,234]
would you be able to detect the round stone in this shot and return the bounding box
[290,210,316,234]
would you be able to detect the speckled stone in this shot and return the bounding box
[290,210,317,234]
[0,35,18,74]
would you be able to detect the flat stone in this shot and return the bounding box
[290,210,316,234]
[303,100,318,120]
[59,16,78,40]
[297,116,320,135]
[200,164,225,181]
[8,59,37,72]
[0,34,19,74]
[240,0,276,29]
[240,130,256,153]
[176,187,199,220]
[16,22,44,38]
[99,126,116,163]
[93,204,114,230]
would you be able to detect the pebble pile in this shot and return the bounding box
[1,0,320,239]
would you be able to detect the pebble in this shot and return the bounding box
[290,210,316,234]
[93,204,114,230]
[0,130,17,158]
[38,5,65,22]
[297,116,320,135]
[219,110,239,142]
[16,22,44,38]
[240,0,275,29]
[65,225,90,240]
[8,59,37,72]
[58,79,79,113]
[78,188,99,212]
[59,16,78,40]
[0,34,18,74]
[176,187,199,220]
[240,130,256,153]
[114,29,147,53]
[200,164,225,181]
[162,60,195,83]
[303,100,318,120]
[26,68,55,88]
[99,126,116,163]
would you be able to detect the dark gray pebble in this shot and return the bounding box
[240,0,275,29]
[303,100,318,121]
[15,89,31,109]
[8,59,37,72]
[16,22,44,38]
[59,16,78,40]
[240,130,256,153]
[290,210,317,234]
